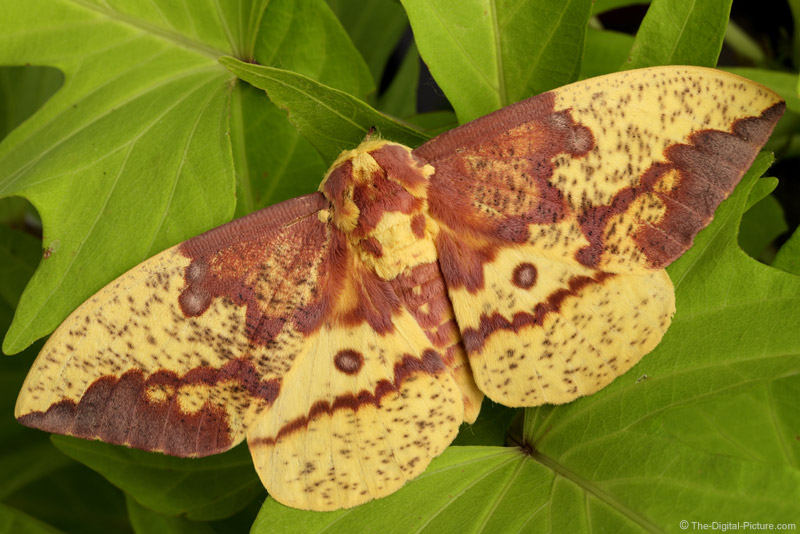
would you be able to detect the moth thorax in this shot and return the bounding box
[318,139,438,280]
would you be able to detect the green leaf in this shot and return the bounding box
[0,226,72,500]
[234,0,374,216]
[0,0,240,354]
[580,28,634,79]
[221,57,429,163]
[773,226,800,276]
[592,0,649,14]
[724,68,800,114]
[624,0,732,69]
[0,503,64,534]
[255,0,373,99]
[4,462,131,534]
[126,495,215,534]
[252,448,543,533]
[326,0,409,87]
[230,83,326,217]
[452,399,518,447]
[51,436,263,521]
[401,0,593,122]
[378,42,420,119]
[0,66,63,141]
[739,194,788,261]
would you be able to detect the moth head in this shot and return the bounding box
[319,139,433,236]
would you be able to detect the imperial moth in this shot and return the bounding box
[14,66,784,511]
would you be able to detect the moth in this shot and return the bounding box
[15,66,784,511]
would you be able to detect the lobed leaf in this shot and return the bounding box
[0,0,238,354]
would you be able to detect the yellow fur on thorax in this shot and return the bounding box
[318,139,392,233]
[319,139,438,280]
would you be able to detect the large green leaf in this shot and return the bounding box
[221,57,429,162]
[51,436,263,521]
[625,0,732,69]
[0,0,237,354]
[250,155,800,531]
[0,0,370,355]
[400,0,593,122]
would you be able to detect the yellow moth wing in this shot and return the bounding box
[416,66,784,406]
[15,193,331,457]
[247,312,463,510]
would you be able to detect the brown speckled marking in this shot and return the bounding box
[512,263,538,289]
[334,349,364,374]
